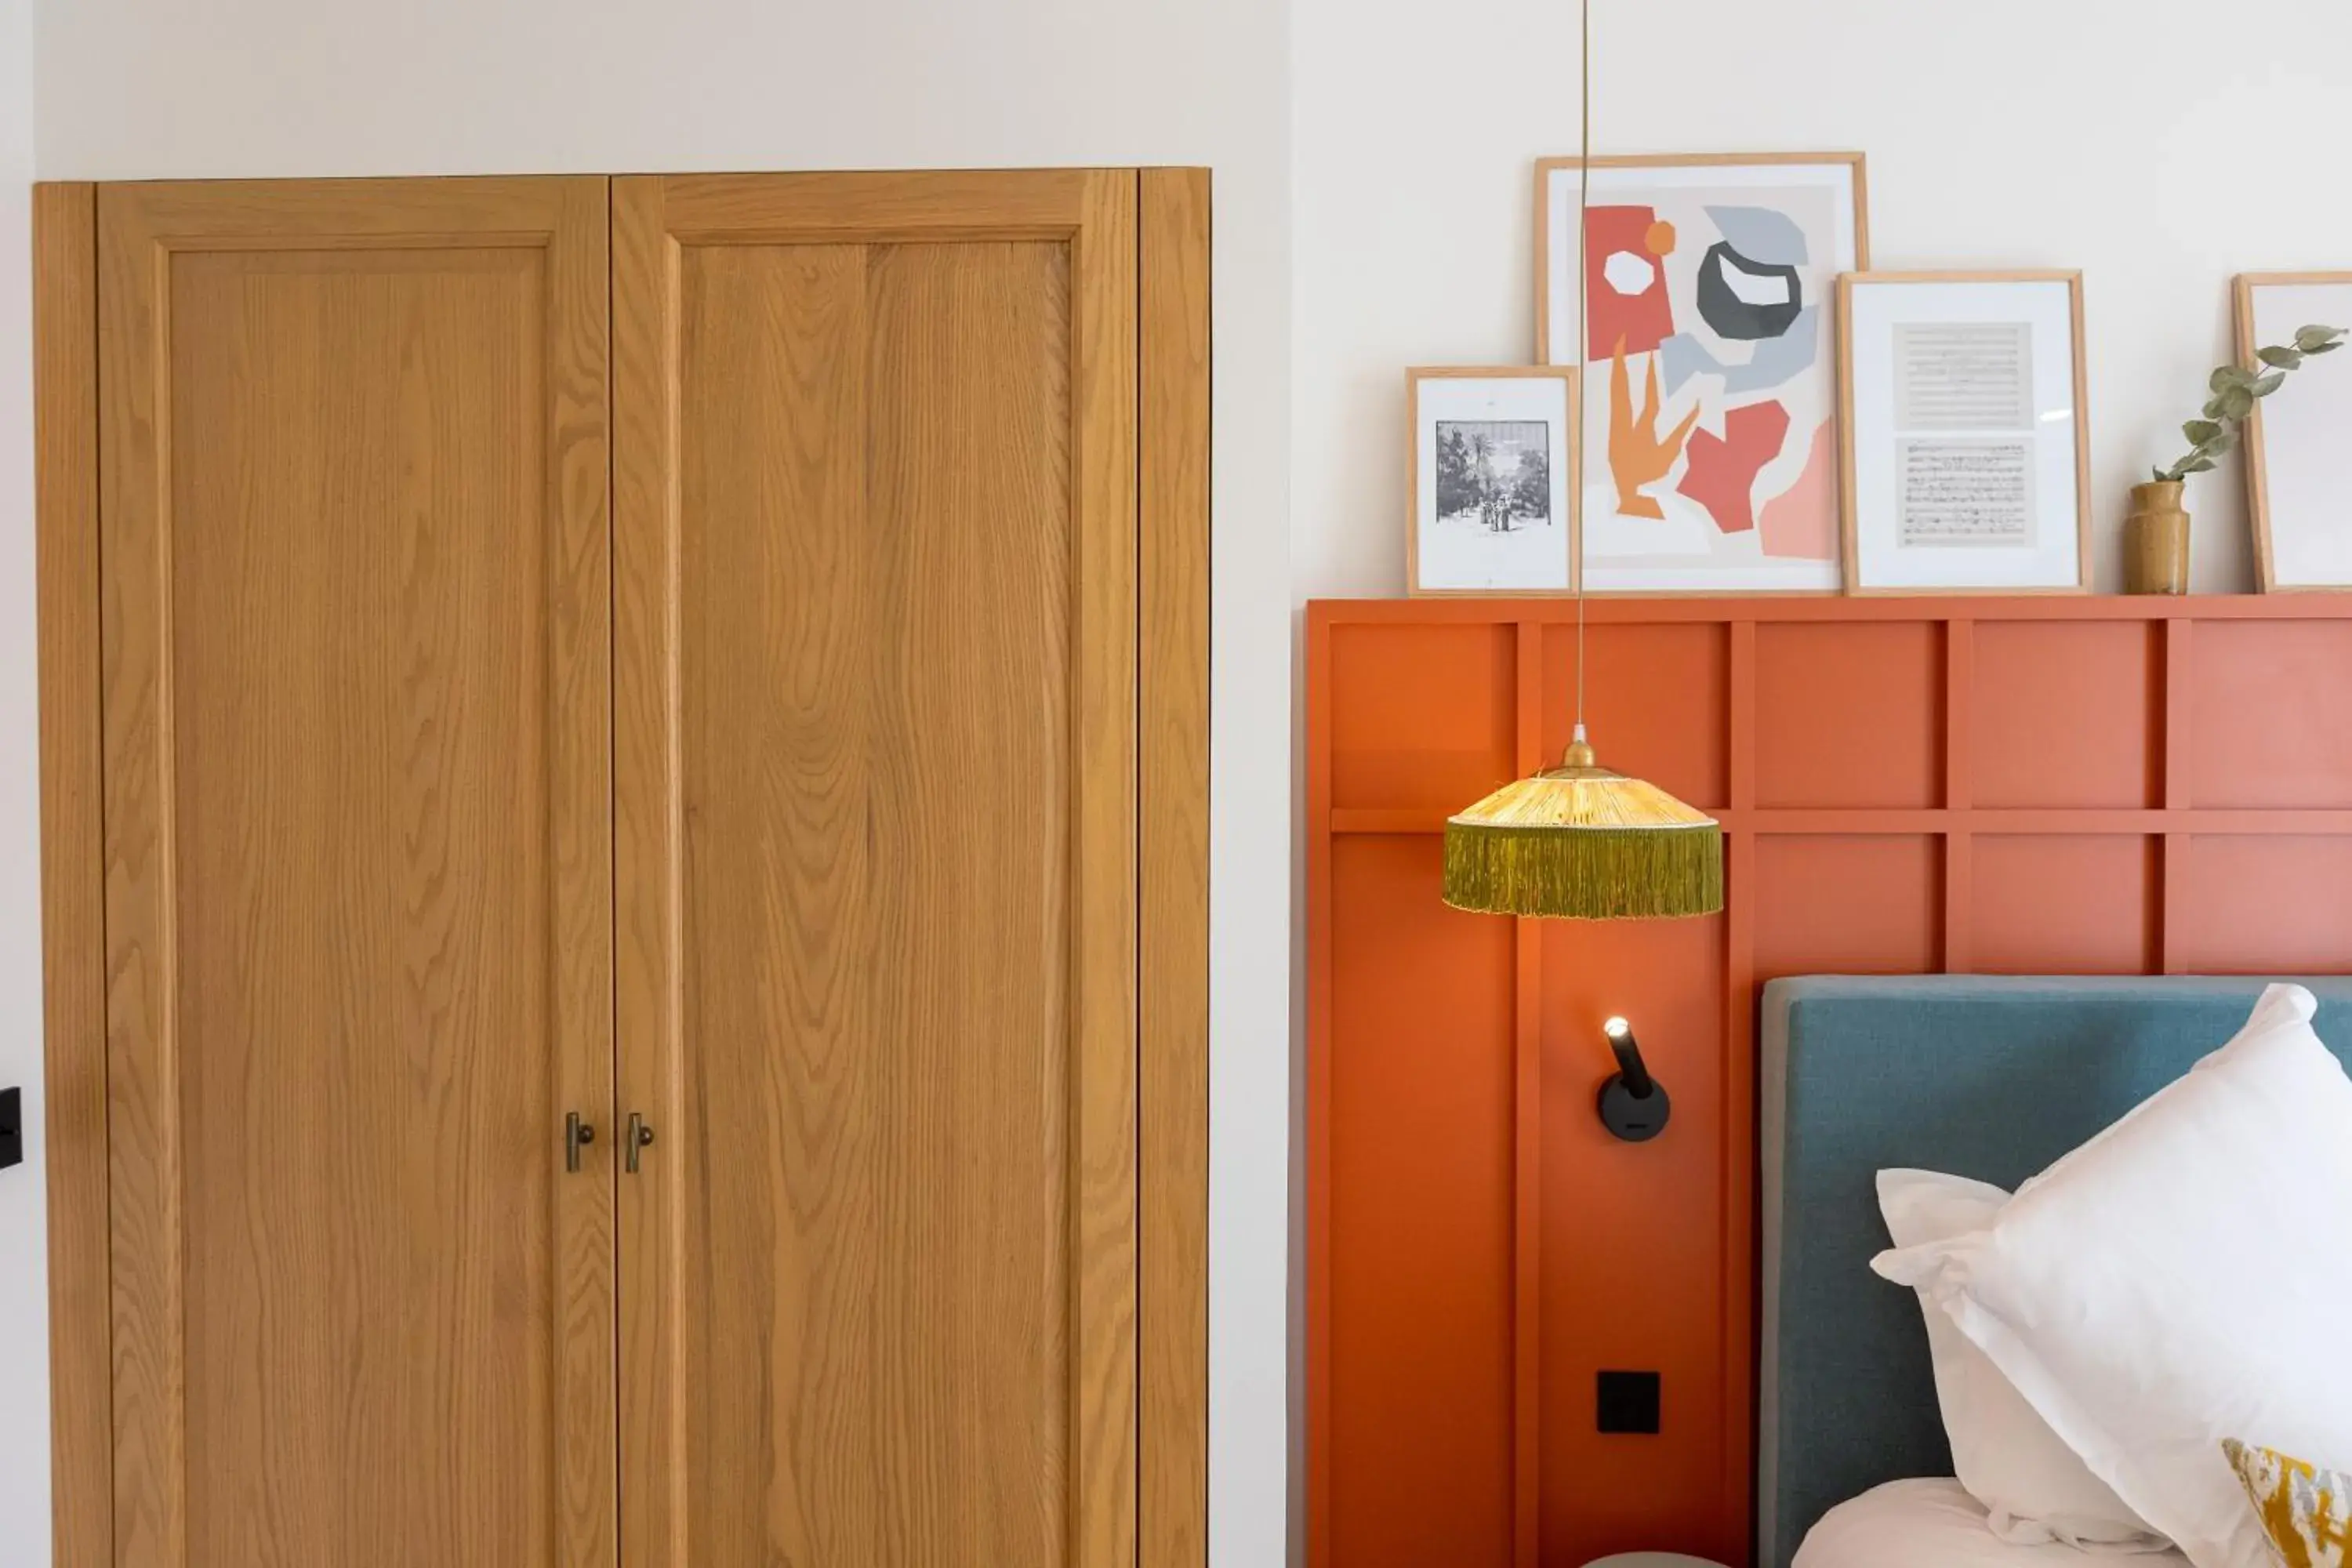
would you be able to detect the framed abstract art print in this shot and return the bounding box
[1837,270,2091,594]
[1537,152,1867,593]
[1406,366,1577,595]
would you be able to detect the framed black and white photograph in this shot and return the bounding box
[1838,271,2091,594]
[1407,367,1576,595]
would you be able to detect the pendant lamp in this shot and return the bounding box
[1443,721,1722,918]
[1440,0,1725,922]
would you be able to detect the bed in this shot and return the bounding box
[1756,975,2352,1568]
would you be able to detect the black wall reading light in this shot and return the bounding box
[1597,1018,1670,1142]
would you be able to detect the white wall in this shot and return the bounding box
[1295,0,2352,597]
[1,0,50,1554]
[26,2,1294,1566]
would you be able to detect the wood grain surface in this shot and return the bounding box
[95,177,614,1568]
[35,180,110,1568]
[1138,166,1211,1568]
[613,169,1138,1568]
[50,166,1207,1568]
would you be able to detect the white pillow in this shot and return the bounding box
[1875,984,2352,1568]
[1873,1169,2169,1551]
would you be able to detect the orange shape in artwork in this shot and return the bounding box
[1678,401,1791,535]
[1644,220,1677,256]
[1758,419,1840,561]
[1607,339,1703,521]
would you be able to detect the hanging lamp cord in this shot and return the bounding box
[1573,0,1592,750]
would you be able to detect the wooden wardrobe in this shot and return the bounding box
[33,171,1209,1568]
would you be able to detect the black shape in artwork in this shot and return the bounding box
[1696,241,1803,342]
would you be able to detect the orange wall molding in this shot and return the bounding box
[1305,595,2352,1568]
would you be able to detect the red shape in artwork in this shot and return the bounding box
[1676,400,1791,535]
[1584,205,1675,361]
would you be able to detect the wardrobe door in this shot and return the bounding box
[612,173,1138,1568]
[98,179,616,1568]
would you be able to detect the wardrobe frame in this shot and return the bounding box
[32,169,1212,1568]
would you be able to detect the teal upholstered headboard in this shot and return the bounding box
[1755,975,2352,1568]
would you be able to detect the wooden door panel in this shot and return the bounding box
[613,172,1137,1568]
[97,178,615,1568]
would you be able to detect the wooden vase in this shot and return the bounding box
[2125,481,2190,595]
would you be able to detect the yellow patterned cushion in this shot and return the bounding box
[2227,1439,2352,1567]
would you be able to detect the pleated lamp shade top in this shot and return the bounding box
[1443,731,1724,920]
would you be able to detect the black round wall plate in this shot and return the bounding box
[1597,1076,1671,1142]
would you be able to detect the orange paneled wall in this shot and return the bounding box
[1306,597,2352,1568]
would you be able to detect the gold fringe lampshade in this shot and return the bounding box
[1443,726,1725,920]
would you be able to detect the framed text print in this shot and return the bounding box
[1537,152,1867,593]
[1406,367,1577,595]
[1838,271,2091,595]
[2236,273,2352,591]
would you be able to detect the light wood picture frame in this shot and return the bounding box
[2234,271,2352,593]
[1534,152,1867,594]
[1406,365,1578,597]
[1837,270,2092,596]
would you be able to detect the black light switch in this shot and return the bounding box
[0,1087,20,1171]
[1597,1369,1661,1434]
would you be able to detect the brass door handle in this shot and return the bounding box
[565,1111,596,1173]
[626,1112,655,1174]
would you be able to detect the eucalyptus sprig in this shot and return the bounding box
[2156,324,2348,481]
